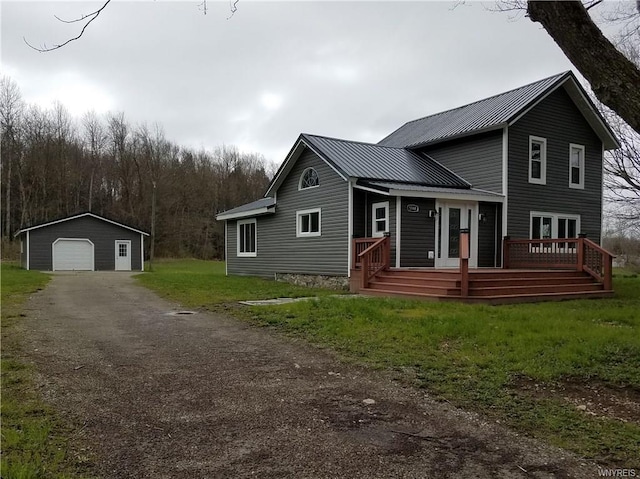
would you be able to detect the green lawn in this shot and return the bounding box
[1,263,90,479]
[136,259,339,307]
[137,260,640,466]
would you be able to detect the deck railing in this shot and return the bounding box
[504,236,613,290]
[356,236,391,289]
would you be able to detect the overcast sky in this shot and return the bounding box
[2,1,582,165]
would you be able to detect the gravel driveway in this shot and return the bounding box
[20,272,600,478]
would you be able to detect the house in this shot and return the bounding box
[15,212,149,271]
[216,71,618,301]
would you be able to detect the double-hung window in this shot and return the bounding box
[237,219,257,257]
[297,208,321,237]
[529,136,547,185]
[569,144,585,189]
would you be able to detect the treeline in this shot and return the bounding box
[0,76,272,259]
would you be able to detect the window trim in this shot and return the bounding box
[371,201,390,238]
[529,211,581,240]
[237,219,257,257]
[298,167,320,190]
[528,136,547,185]
[568,143,585,189]
[296,208,321,237]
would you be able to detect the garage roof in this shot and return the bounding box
[15,212,150,237]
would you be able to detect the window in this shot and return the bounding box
[297,209,321,237]
[569,144,585,189]
[372,201,389,238]
[529,136,547,185]
[299,168,319,190]
[118,243,128,257]
[530,212,580,249]
[237,219,257,257]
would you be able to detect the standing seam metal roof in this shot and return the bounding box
[301,134,469,188]
[378,72,569,148]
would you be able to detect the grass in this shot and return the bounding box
[1,263,89,479]
[137,260,640,466]
[136,259,340,307]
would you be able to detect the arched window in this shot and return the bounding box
[299,167,319,189]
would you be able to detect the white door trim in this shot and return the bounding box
[115,240,132,271]
[435,200,478,269]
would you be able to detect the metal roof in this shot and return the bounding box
[378,71,618,149]
[216,197,275,221]
[301,134,469,188]
[14,212,149,237]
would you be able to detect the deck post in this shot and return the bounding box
[460,229,470,297]
[361,254,369,289]
[577,236,585,272]
[604,253,613,290]
[460,258,469,297]
[502,236,510,269]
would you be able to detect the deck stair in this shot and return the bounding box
[361,268,614,303]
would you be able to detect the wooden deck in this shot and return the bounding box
[351,236,614,304]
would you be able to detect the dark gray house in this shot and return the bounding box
[15,212,149,271]
[216,71,618,289]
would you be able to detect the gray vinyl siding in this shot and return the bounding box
[226,149,349,277]
[363,194,397,266]
[421,131,504,194]
[352,189,367,238]
[399,197,436,267]
[507,87,603,242]
[26,216,143,270]
[478,202,500,267]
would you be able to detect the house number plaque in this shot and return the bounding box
[406,204,420,213]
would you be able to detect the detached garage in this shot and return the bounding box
[15,213,149,271]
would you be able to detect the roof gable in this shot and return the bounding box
[379,71,618,150]
[15,212,149,237]
[265,133,469,197]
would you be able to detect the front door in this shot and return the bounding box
[115,240,132,271]
[435,201,478,268]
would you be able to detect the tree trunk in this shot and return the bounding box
[527,0,640,135]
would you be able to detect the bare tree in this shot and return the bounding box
[0,76,24,238]
[526,1,640,135]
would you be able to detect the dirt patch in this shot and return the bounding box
[18,272,605,478]
[512,376,640,424]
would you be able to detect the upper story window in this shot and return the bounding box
[296,208,321,237]
[529,136,547,185]
[372,201,389,238]
[237,219,257,257]
[569,144,585,189]
[299,167,319,190]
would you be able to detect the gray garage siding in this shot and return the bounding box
[422,131,504,194]
[226,148,349,277]
[507,87,603,242]
[27,216,143,270]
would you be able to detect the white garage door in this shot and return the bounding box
[52,239,94,271]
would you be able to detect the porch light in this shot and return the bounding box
[428,209,438,218]
[478,213,487,223]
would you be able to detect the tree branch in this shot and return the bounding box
[24,0,112,53]
[527,0,640,135]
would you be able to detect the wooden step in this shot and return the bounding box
[374,274,459,288]
[469,276,595,288]
[469,282,604,297]
[367,281,459,296]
